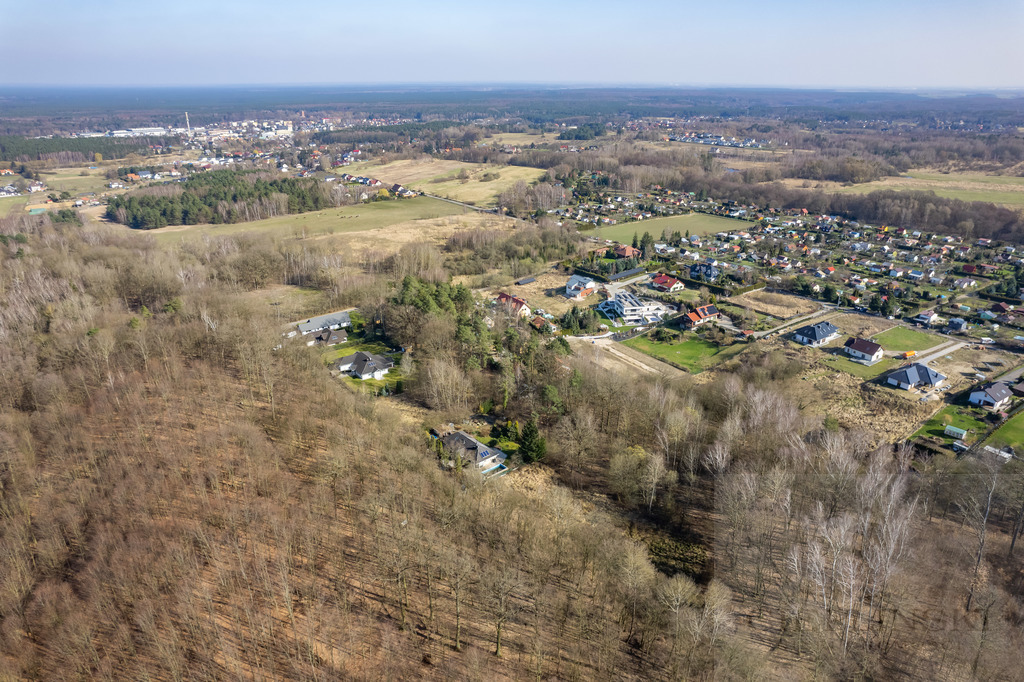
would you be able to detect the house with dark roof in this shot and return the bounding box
[440,431,508,471]
[843,337,883,364]
[793,321,839,347]
[689,263,720,282]
[886,363,946,391]
[336,351,394,380]
[682,304,721,328]
[946,317,968,333]
[307,328,347,346]
[969,382,1013,411]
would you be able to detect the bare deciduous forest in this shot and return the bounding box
[1,202,1022,681]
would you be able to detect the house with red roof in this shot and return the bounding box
[682,304,721,328]
[651,273,684,293]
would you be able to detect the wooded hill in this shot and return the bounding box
[0,208,1022,680]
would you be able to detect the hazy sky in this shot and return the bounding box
[4,0,1023,89]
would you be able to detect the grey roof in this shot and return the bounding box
[566,274,595,290]
[888,363,946,388]
[794,321,838,343]
[338,351,393,377]
[441,431,505,465]
[975,382,1012,403]
[298,311,351,334]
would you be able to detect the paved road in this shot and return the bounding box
[995,362,1024,384]
[914,341,967,366]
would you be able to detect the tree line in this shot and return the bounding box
[104,169,338,229]
[0,135,167,163]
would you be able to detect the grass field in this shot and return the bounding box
[38,167,112,196]
[350,158,547,207]
[139,196,469,242]
[591,213,749,244]
[623,335,747,373]
[989,411,1024,448]
[829,170,1024,209]
[0,196,28,217]
[872,327,943,352]
[914,405,989,444]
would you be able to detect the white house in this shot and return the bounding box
[564,274,596,301]
[793,321,839,347]
[297,311,352,336]
[886,363,946,391]
[969,383,1012,411]
[597,292,666,326]
[843,337,884,364]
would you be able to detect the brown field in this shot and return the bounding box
[317,212,515,257]
[726,290,820,319]
[757,339,941,443]
[929,346,1015,391]
[351,157,548,207]
[568,338,689,381]
[482,268,585,317]
[830,311,895,338]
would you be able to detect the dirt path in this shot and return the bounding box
[570,337,687,379]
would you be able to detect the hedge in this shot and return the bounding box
[730,282,767,296]
[977,290,1022,305]
[573,268,610,283]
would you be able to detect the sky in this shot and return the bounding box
[3,0,1023,90]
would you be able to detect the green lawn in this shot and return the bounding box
[597,310,636,332]
[0,196,28,217]
[592,213,749,244]
[143,196,466,241]
[623,335,747,373]
[872,326,943,352]
[913,405,989,444]
[821,354,898,379]
[989,411,1024,449]
[321,338,393,363]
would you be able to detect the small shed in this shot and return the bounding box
[515,276,536,286]
[944,425,968,439]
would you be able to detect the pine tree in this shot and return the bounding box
[519,417,547,463]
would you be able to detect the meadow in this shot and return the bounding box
[872,326,943,352]
[989,410,1024,448]
[623,335,747,373]
[830,170,1024,209]
[589,213,750,244]
[140,196,470,242]
[350,158,547,206]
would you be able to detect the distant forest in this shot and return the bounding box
[105,170,335,229]
[0,135,166,163]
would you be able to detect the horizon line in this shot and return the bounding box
[1,82,1024,95]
